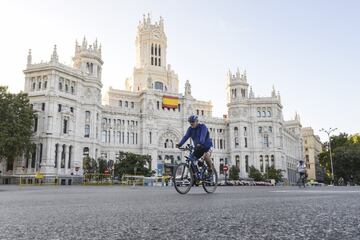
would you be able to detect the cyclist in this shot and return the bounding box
[176,115,214,174]
[297,160,307,186]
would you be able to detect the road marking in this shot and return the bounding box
[271,190,360,193]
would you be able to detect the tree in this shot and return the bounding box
[319,133,360,185]
[229,165,240,180]
[114,151,152,179]
[248,166,263,181]
[0,86,34,170]
[265,166,283,183]
[82,156,98,174]
[98,158,108,174]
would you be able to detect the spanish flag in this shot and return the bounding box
[162,95,179,109]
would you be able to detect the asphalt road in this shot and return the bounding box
[0,185,359,240]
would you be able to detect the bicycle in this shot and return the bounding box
[173,144,218,194]
[297,172,307,188]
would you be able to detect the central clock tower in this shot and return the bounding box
[130,14,179,94]
[135,13,167,69]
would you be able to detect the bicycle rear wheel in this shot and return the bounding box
[173,163,194,194]
[202,168,218,193]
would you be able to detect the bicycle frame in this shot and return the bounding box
[179,145,206,182]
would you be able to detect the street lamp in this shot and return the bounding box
[320,127,337,186]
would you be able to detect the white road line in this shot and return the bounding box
[271,190,360,193]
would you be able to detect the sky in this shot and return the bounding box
[0,0,359,141]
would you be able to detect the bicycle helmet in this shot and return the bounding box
[188,115,198,123]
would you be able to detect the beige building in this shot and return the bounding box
[301,127,323,181]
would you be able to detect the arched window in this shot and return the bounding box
[154,81,163,91]
[83,147,89,157]
[151,44,154,55]
[234,127,238,136]
[170,140,174,148]
[271,155,275,166]
[159,45,161,56]
[155,44,158,56]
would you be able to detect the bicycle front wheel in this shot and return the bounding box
[173,163,194,194]
[202,168,218,194]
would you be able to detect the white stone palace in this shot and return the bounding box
[1,14,303,184]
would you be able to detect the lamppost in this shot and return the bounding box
[320,127,337,186]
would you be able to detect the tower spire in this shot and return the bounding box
[272,85,276,97]
[50,45,58,63]
[249,86,254,98]
[27,49,32,66]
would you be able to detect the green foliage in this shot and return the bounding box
[319,133,360,185]
[229,165,240,180]
[0,86,34,170]
[98,158,108,174]
[83,156,98,174]
[248,166,263,181]
[265,166,283,182]
[114,151,152,179]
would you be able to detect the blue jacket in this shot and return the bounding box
[178,123,213,150]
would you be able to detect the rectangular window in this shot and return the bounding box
[34,116,38,132]
[264,134,269,147]
[31,148,36,168]
[125,101,128,107]
[44,81,47,89]
[39,143,43,164]
[63,119,68,134]
[127,132,129,144]
[149,132,152,144]
[131,102,134,108]
[258,127,262,133]
[241,89,246,97]
[219,159,224,175]
[54,144,58,168]
[244,137,248,148]
[84,124,90,138]
[58,104,62,112]
[41,103,45,111]
[157,101,160,110]
[245,155,249,173]
[119,100,122,107]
